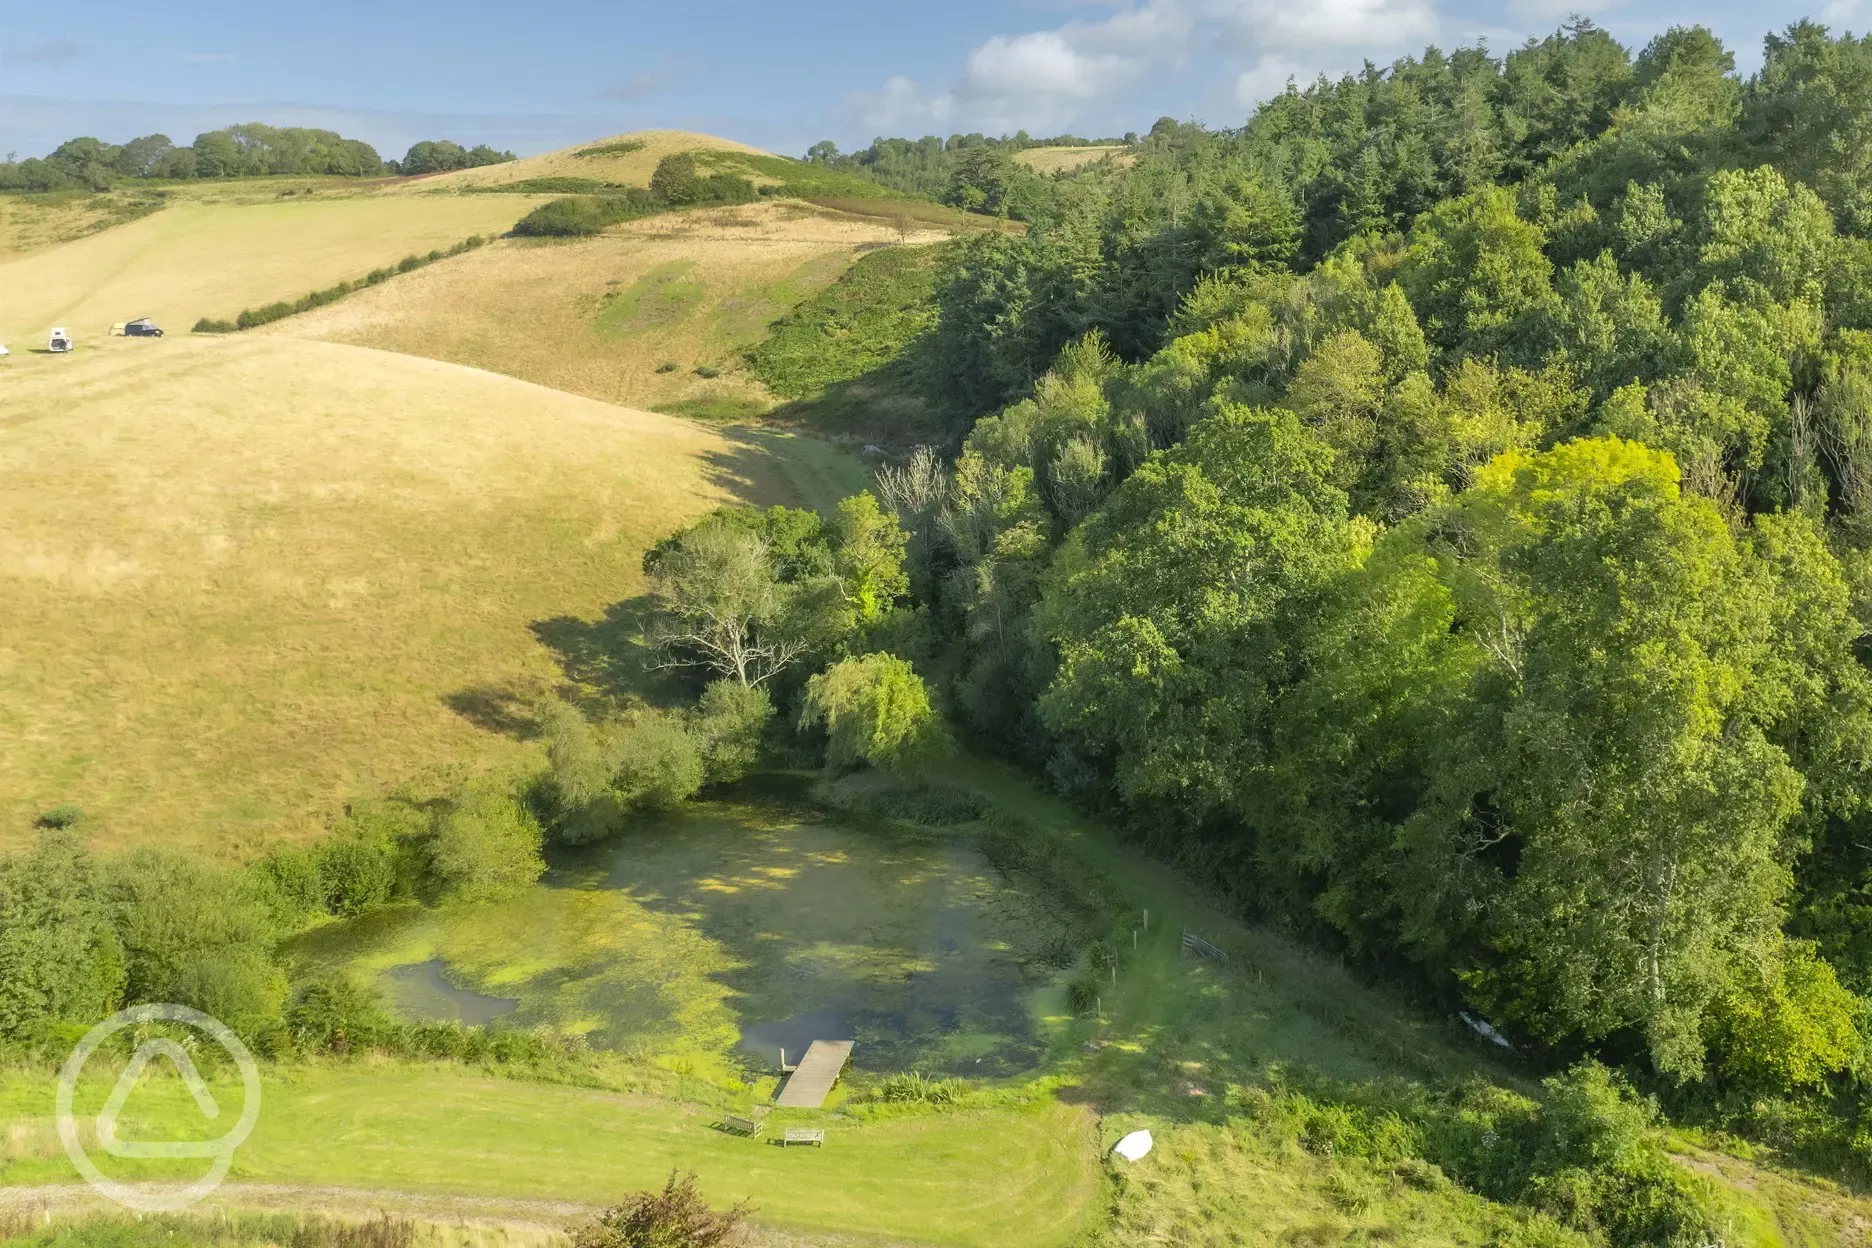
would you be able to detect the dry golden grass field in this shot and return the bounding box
[1013,144,1133,173]
[0,333,865,852]
[0,190,163,259]
[0,131,903,853]
[288,200,945,417]
[0,192,541,343]
[406,130,768,192]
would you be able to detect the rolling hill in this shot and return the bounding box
[404,129,770,192]
[0,131,913,849]
[0,332,864,851]
[0,191,539,343]
[285,200,944,418]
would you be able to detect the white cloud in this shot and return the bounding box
[843,0,1441,136]
[1246,0,1436,48]
[1234,55,1310,108]
[850,74,956,133]
[964,31,1135,100]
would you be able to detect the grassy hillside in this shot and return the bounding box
[406,131,769,193]
[0,189,167,259]
[287,201,944,420]
[0,192,538,340]
[0,335,865,851]
[1013,145,1133,173]
[746,242,945,442]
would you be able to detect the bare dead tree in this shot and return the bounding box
[645,523,808,688]
[875,446,948,520]
[1786,393,1819,509]
[1675,440,1743,523]
[1819,374,1872,519]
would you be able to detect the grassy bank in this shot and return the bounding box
[744,243,944,442]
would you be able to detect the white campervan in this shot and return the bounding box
[47,328,73,353]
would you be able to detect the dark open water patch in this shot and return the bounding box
[382,958,518,1025]
[738,1009,854,1068]
[737,1002,1041,1077]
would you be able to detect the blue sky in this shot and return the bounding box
[0,0,1860,161]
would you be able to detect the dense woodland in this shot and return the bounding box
[759,16,1872,1147]
[0,125,513,191]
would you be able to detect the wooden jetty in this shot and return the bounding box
[775,1039,854,1108]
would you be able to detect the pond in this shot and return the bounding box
[381,958,518,1025]
[283,792,1076,1076]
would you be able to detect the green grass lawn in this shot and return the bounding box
[0,1067,1099,1247]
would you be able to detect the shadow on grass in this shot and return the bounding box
[442,684,544,740]
[527,594,689,714]
[761,360,945,449]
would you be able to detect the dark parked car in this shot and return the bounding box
[124,318,164,337]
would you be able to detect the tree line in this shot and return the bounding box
[0,126,514,192]
[803,131,1127,222]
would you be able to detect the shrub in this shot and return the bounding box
[649,153,699,204]
[656,361,679,373]
[257,844,324,923]
[511,190,661,237]
[196,235,486,332]
[692,173,757,205]
[799,653,943,772]
[874,1071,966,1104]
[470,176,629,195]
[315,809,409,915]
[693,363,721,378]
[1706,941,1862,1091]
[612,712,705,810]
[538,700,625,846]
[692,680,773,784]
[574,139,648,159]
[107,846,287,1037]
[572,1172,749,1248]
[0,832,125,1043]
[33,804,83,829]
[287,973,388,1054]
[429,786,545,901]
[647,153,756,208]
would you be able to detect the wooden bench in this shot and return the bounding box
[721,1113,766,1137]
[782,1128,825,1147]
